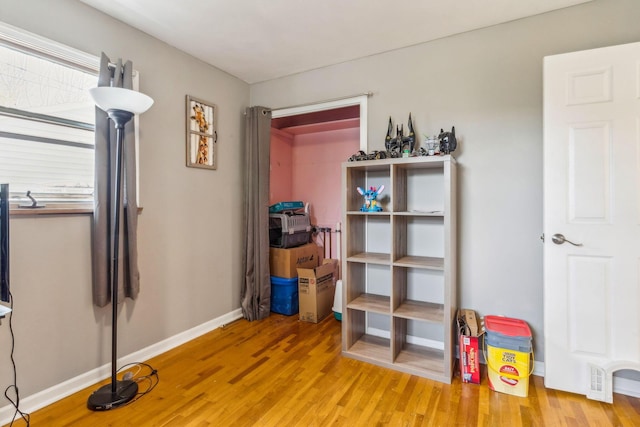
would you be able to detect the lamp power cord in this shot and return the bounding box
[115,362,160,406]
[3,291,30,426]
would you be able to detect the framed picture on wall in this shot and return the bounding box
[186,95,217,169]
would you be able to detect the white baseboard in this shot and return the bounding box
[367,327,445,350]
[613,375,640,398]
[0,308,243,425]
[532,360,545,377]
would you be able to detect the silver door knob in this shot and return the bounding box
[551,233,583,246]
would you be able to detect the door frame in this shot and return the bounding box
[271,94,369,152]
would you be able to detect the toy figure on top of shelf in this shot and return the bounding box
[385,114,416,156]
[347,150,392,161]
[371,150,388,160]
[419,135,440,156]
[348,150,368,161]
[357,185,385,212]
[438,126,457,154]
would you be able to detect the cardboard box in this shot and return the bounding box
[297,259,338,323]
[457,309,482,384]
[269,243,321,278]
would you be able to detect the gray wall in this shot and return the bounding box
[251,0,640,361]
[0,0,249,403]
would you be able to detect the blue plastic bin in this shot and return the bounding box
[270,276,299,315]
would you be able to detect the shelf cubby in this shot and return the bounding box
[344,309,391,362]
[345,214,390,262]
[392,266,444,322]
[393,215,444,263]
[392,317,447,380]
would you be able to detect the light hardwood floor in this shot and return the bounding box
[10,313,640,426]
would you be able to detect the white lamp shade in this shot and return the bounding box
[89,87,154,115]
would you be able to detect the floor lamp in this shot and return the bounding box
[87,86,153,411]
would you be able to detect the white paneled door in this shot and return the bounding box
[543,42,640,402]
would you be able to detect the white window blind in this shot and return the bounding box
[0,22,98,202]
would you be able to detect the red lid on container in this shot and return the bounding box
[484,315,531,338]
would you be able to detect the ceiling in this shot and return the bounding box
[79,0,592,84]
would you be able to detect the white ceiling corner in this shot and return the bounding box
[79,0,593,84]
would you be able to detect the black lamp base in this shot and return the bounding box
[87,380,138,411]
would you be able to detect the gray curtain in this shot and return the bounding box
[92,53,140,307]
[241,106,272,321]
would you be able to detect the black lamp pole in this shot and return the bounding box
[87,109,138,411]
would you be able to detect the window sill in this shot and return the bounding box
[10,203,93,215]
[9,204,143,216]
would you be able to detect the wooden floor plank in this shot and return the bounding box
[8,313,640,426]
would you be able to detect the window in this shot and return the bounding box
[0,22,99,203]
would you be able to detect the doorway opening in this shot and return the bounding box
[269,95,368,264]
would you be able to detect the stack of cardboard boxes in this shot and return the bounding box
[269,243,337,323]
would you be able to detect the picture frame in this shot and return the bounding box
[186,95,217,169]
